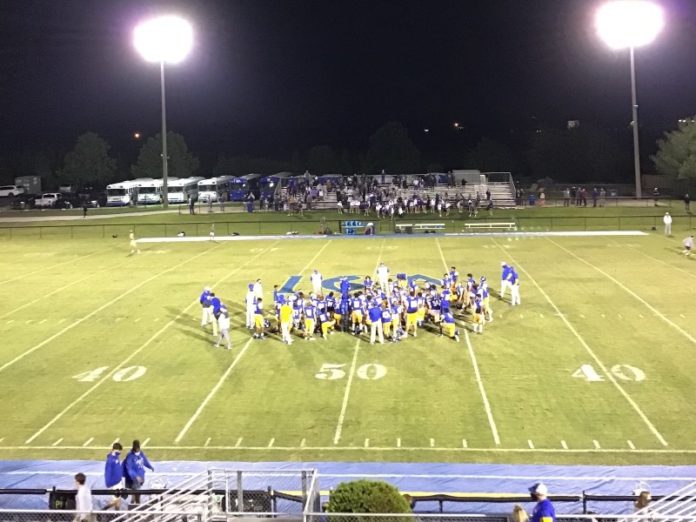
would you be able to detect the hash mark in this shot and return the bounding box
[540,314,544,318]
[430,438,435,447]
[0,438,4,444]
[134,318,141,323]
[639,314,644,319]
[580,314,586,319]
[267,438,275,448]
[601,314,606,318]
[618,314,623,319]
[6,320,13,324]
[204,438,211,447]
[58,318,66,323]
[627,440,636,450]
[39,319,47,324]
[112,437,120,445]
[300,438,306,448]
[153,317,159,322]
[364,438,370,448]
[462,439,468,448]
[142,437,150,447]
[680,314,687,319]
[52,438,63,447]
[396,438,401,448]
[82,437,94,447]
[561,440,568,450]
[528,439,534,449]
[520,314,524,319]
[25,320,33,324]
[593,439,601,449]
[235,437,243,448]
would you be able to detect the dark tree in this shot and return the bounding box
[131,132,199,179]
[58,132,117,187]
[367,121,421,173]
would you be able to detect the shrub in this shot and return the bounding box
[327,480,412,514]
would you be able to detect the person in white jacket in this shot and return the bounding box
[245,284,256,329]
[73,472,93,522]
[663,212,673,236]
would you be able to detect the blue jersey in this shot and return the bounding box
[326,295,336,310]
[255,301,263,314]
[381,308,392,323]
[339,297,350,314]
[318,310,330,322]
[364,278,373,290]
[443,311,455,324]
[340,279,350,297]
[305,305,316,319]
[406,296,419,313]
[200,290,211,307]
[502,265,512,282]
[104,452,123,488]
[368,306,382,322]
[450,269,459,283]
[510,269,519,284]
[211,296,221,314]
[531,499,556,522]
[350,297,362,311]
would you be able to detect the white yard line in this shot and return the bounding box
[0,246,219,376]
[462,439,468,448]
[593,439,601,449]
[627,440,636,450]
[464,331,501,446]
[364,438,370,448]
[528,439,534,449]
[493,241,668,447]
[267,438,275,448]
[300,438,306,448]
[142,437,151,447]
[437,237,501,446]
[298,240,333,276]
[333,339,361,444]
[235,437,243,448]
[561,440,568,450]
[204,438,211,447]
[0,260,128,319]
[397,438,401,448]
[627,244,696,280]
[174,338,254,443]
[548,238,696,347]
[0,248,108,286]
[430,438,435,447]
[82,437,93,447]
[51,438,63,447]
[25,244,277,445]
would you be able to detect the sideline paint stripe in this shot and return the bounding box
[333,339,361,444]
[1,245,220,375]
[548,238,696,347]
[0,248,109,286]
[437,237,501,446]
[25,243,277,445]
[493,240,668,447]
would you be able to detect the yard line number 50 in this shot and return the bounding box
[72,366,147,383]
[315,363,387,381]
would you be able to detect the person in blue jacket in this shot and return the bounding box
[103,442,124,510]
[123,440,154,505]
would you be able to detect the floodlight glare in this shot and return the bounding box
[595,1,664,50]
[133,15,193,64]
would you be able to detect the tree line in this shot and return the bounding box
[1,119,694,188]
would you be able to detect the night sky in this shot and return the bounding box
[1,0,695,166]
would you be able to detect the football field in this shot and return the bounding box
[1,230,696,465]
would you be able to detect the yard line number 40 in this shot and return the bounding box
[315,363,387,380]
[72,366,147,383]
[572,364,645,382]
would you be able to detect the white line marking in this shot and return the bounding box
[540,313,544,318]
[0,438,5,444]
[2,246,219,376]
[300,438,306,448]
[153,317,159,322]
[142,437,150,447]
[397,438,401,448]
[25,244,277,445]
[364,438,370,448]
[628,244,696,280]
[112,437,119,445]
[6,320,13,325]
[82,437,93,447]
[528,439,534,449]
[38,319,47,324]
[204,438,211,447]
[464,331,501,446]
[627,440,636,450]
[58,318,66,323]
[639,314,644,319]
[25,320,33,324]
[175,338,254,443]
[430,438,435,447]
[333,339,361,444]
[0,248,108,286]
[548,238,696,347]
[681,314,686,319]
[437,238,500,446]
[580,314,586,319]
[134,318,141,323]
[561,440,568,450]
[298,240,333,276]
[601,314,606,318]
[520,314,524,319]
[493,240,668,447]
[593,439,601,449]
[52,438,63,447]
[462,439,468,448]
[235,437,243,448]
[267,438,275,448]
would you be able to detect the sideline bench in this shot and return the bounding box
[463,222,517,231]
[395,223,445,234]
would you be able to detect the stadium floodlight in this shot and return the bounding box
[595,1,664,200]
[133,15,193,208]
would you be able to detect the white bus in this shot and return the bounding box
[106,180,141,207]
[136,178,168,205]
[197,175,234,203]
[167,176,204,204]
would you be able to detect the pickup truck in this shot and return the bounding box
[34,192,62,208]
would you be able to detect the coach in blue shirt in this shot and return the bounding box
[529,483,555,522]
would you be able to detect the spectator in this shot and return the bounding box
[82,203,88,218]
[123,439,154,505]
[511,504,529,522]
[188,196,195,215]
[73,472,93,522]
[103,442,124,511]
[685,193,690,213]
[599,187,606,207]
[563,187,570,207]
[592,187,599,207]
[634,488,651,513]
[663,212,672,236]
[528,483,555,522]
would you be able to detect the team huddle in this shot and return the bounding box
[199,261,522,348]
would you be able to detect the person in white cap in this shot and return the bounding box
[310,269,323,296]
[529,483,555,522]
[376,262,390,296]
[663,212,672,236]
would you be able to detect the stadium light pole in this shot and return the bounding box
[133,15,193,209]
[595,1,664,200]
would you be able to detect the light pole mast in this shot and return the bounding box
[629,46,642,199]
[160,61,169,208]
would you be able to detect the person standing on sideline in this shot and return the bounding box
[215,306,232,349]
[663,212,673,236]
[188,196,195,215]
[310,269,323,296]
[528,483,555,522]
[209,223,215,241]
[500,262,512,300]
[218,192,225,212]
[245,283,256,329]
[685,193,691,213]
[368,300,384,344]
[209,293,220,336]
[510,266,521,306]
[103,442,124,511]
[683,235,694,257]
[376,262,390,295]
[82,203,88,218]
[253,278,263,301]
[73,472,93,522]
[123,440,154,506]
[200,287,212,329]
[128,230,140,255]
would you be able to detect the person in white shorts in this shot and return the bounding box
[216,308,232,349]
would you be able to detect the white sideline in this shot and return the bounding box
[0,247,109,286]
[25,242,279,444]
[549,238,696,346]
[0,245,219,376]
[492,240,668,447]
[333,339,362,444]
[445,230,647,238]
[436,238,501,446]
[175,338,254,443]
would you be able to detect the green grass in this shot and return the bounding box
[1,227,696,465]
